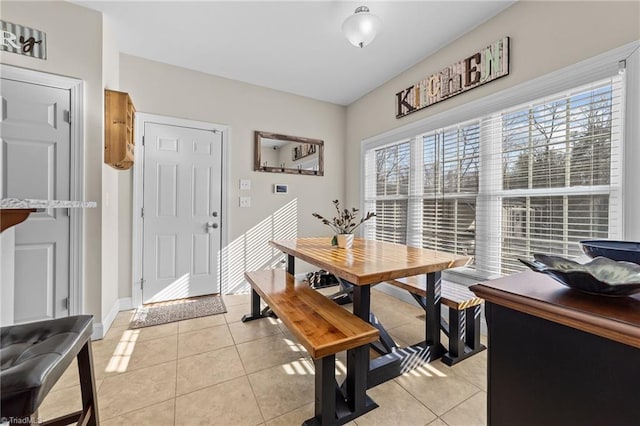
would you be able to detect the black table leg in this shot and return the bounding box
[406,271,446,360]
[287,254,295,275]
[424,271,443,350]
[351,284,370,321]
[366,272,447,388]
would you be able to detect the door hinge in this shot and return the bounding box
[142,135,145,146]
[64,110,71,124]
[63,297,69,310]
[141,207,144,218]
[140,279,145,290]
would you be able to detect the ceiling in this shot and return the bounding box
[76,1,515,105]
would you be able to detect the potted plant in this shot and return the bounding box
[312,200,375,248]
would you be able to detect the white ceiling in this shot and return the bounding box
[76,1,515,105]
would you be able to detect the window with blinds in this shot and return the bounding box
[363,75,623,277]
[422,123,479,258]
[370,142,410,244]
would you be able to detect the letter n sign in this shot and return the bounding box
[1,20,47,60]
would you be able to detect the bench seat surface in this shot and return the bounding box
[388,276,483,310]
[245,269,379,359]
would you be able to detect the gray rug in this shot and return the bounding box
[129,295,227,329]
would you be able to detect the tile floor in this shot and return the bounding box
[39,289,488,426]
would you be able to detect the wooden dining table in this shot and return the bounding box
[269,237,469,388]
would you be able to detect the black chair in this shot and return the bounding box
[1,315,99,425]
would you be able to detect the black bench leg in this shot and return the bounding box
[446,308,466,362]
[346,346,368,413]
[304,355,337,426]
[77,340,99,426]
[442,304,486,366]
[241,289,268,322]
[466,305,483,350]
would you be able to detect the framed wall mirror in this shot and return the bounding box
[254,131,324,176]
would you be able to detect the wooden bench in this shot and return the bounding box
[242,269,379,425]
[388,276,486,366]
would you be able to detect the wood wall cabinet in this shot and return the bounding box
[104,89,136,170]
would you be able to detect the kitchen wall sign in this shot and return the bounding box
[1,20,47,60]
[396,37,509,118]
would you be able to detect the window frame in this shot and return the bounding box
[361,41,639,280]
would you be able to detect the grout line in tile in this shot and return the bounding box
[172,367,252,400]
[173,397,177,426]
[98,396,177,423]
[261,400,313,424]
[438,388,482,421]
[238,355,266,424]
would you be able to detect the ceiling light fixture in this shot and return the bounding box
[342,5,381,48]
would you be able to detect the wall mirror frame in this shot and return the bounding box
[254,131,324,176]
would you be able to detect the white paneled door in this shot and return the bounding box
[142,122,223,303]
[0,79,71,323]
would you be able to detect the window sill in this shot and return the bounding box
[442,266,501,287]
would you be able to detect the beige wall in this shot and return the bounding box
[119,54,346,295]
[345,1,640,207]
[0,1,104,320]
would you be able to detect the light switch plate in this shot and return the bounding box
[240,179,251,190]
[239,196,251,208]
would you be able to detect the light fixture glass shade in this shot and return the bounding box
[342,6,381,48]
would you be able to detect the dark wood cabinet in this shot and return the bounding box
[104,89,135,170]
[471,271,640,426]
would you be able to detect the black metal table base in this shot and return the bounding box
[367,342,446,388]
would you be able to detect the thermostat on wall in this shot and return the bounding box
[274,184,288,194]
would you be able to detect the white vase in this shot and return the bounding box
[336,234,354,249]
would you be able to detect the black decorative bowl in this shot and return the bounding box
[580,240,640,264]
[519,254,640,297]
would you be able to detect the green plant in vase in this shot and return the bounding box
[312,200,376,248]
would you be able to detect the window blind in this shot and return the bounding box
[364,75,623,277]
[364,141,411,244]
[421,123,480,258]
[479,77,623,275]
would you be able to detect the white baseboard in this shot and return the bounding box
[91,297,134,340]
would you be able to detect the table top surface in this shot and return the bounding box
[470,270,640,348]
[270,237,470,285]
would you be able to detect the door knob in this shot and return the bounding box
[206,222,219,232]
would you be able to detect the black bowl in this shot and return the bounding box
[580,240,640,264]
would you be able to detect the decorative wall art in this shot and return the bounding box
[292,143,317,161]
[1,20,47,59]
[395,37,509,118]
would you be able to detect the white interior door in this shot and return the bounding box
[0,78,71,323]
[142,122,222,303]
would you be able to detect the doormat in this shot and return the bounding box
[129,295,227,329]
